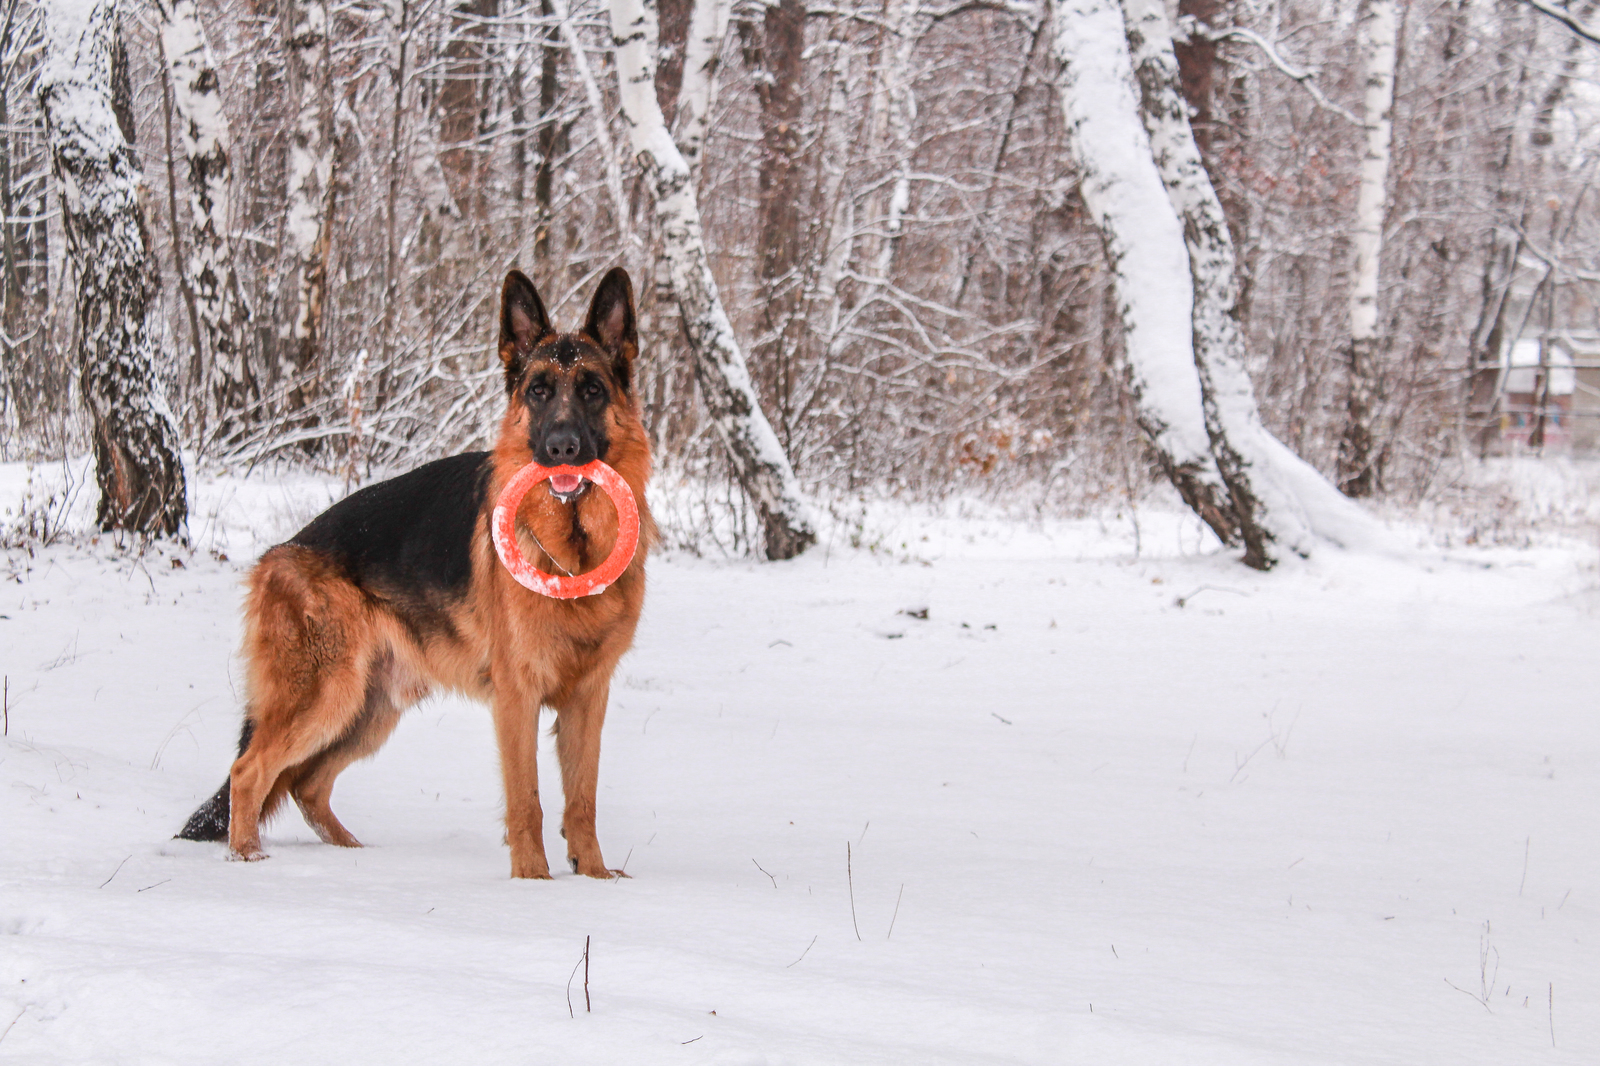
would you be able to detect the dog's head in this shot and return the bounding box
[497,267,639,499]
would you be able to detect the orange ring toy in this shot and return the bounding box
[491,460,640,599]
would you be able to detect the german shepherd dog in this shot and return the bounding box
[176,268,654,879]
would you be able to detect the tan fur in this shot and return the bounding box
[226,294,655,879]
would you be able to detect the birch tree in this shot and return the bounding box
[157,0,251,427]
[610,0,816,559]
[1050,0,1380,566]
[283,0,336,388]
[1337,0,1396,496]
[39,0,186,534]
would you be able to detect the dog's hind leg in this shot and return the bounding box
[227,551,376,861]
[289,660,410,847]
[174,719,256,842]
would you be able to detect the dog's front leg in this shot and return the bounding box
[492,680,551,879]
[555,673,624,878]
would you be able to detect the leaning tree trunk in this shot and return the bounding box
[1121,0,1379,565]
[158,0,252,432]
[610,0,816,559]
[1047,0,1243,552]
[39,0,186,535]
[1337,0,1396,497]
[1050,0,1381,567]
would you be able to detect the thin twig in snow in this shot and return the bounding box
[98,855,131,889]
[752,859,777,888]
[1518,837,1530,895]
[584,935,591,1013]
[566,942,585,1018]
[887,884,904,939]
[785,935,818,967]
[857,821,870,846]
[847,842,861,941]
[0,1006,27,1045]
[1549,982,1555,1047]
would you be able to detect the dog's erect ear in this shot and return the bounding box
[500,270,552,387]
[582,267,638,388]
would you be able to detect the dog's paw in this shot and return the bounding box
[510,858,554,879]
[227,847,268,862]
[570,855,631,879]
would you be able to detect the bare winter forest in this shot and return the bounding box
[3,0,1599,559]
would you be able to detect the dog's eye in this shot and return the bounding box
[527,381,552,401]
[581,379,605,400]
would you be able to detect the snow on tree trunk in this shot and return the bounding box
[1052,0,1383,567]
[158,0,252,427]
[284,0,335,387]
[610,0,816,559]
[40,0,187,535]
[1337,0,1396,497]
[674,0,729,182]
[1046,0,1243,552]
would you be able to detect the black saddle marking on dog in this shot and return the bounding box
[289,452,492,638]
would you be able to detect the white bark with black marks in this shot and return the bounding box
[1050,0,1383,567]
[674,0,729,181]
[1338,0,1396,496]
[609,0,816,559]
[40,0,187,535]
[158,0,251,424]
[1047,0,1240,550]
[284,0,335,379]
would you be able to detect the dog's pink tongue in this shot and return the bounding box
[550,473,583,495]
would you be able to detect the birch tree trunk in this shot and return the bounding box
[1124,0,1386,564]
[158,0,252,428]
[39,0,187,535]
[1047,0,1243,552]
[610,0,816,559]
[674,0,729,181]
[1337,0,1396,497]
[1051,0,1381,567]
[283,0,335,390]
[874,0,927,279]
[1122,0,1276,565]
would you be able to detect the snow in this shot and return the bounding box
[1505,340,1578,396]
[3,461,1597,1063]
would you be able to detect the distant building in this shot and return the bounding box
[1473,332,1600,453]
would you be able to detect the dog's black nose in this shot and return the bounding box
[544,428,581,464]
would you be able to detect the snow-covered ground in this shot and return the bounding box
[2,461,1597,1064]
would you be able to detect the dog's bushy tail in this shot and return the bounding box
[174,718,255,842]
